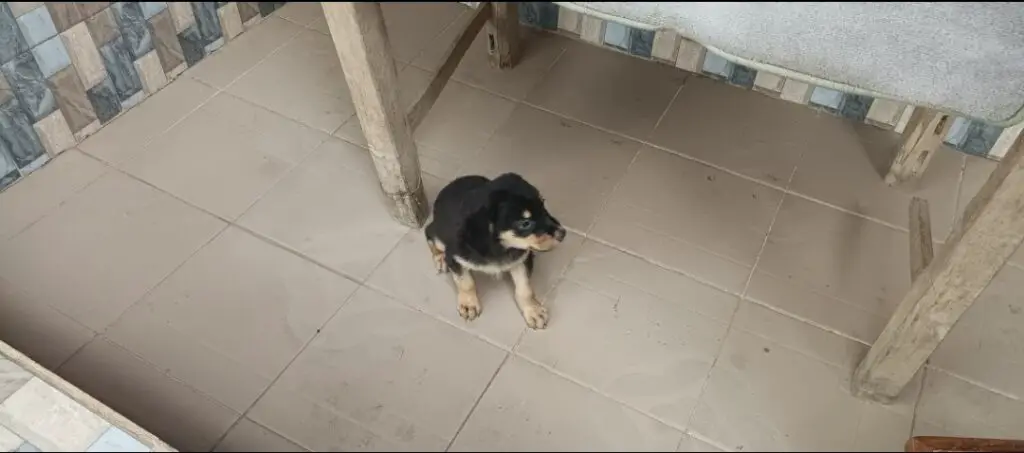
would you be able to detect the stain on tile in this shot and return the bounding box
[839,93,873,122]
[44,2,85,32]
[1,52,57,122]
[140,2,168,20]
[0,4,31,64]
[98,35,143,101]
[15,4,58,47]
[0,98,46,167]
[0,358,32,401]
[191,2,223,45]
[9,3,44,18]
[48,65,98,132]
[0,378,110,451]
[237,2,259,23]
[628,28,654,58]
[86,427,151,452]
[30,35,72,79]
[85,8,119,46]
[32,109,75,155]
[86,76,121,123]
[111,2,154,60]
[149,10,184,72]
[177,24,204,66]
[729,65,757,89]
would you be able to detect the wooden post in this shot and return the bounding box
[885,108,953,187]
[852,134,1024,403]
[908,197,934,281]
[322,2,428,227]
[487,2,521,69]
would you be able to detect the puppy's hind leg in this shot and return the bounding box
[424,223,447,274]
[452,267,481,321]
[510,261,548,329]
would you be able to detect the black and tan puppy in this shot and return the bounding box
[424,173,567,329]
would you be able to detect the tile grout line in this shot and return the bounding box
[907,365,929,440]
[925,363,1024,401]
[443,352,512,452]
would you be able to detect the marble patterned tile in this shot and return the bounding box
[0,70,12,105]
[85,8,119,47]
[59,22,107,89]
[0,425,22,452]
[729,65,757,89]
[97,35,143,101]
[31,109,75,155]
[840,94,873,121]
[43,3,85,32]
[79,3,110,18]
[629,28,654,58]
[237,2,259,24]
[0,378,110,452]
[111,2,154,60]
[0,98,46,168]
[30,36,71,79]
[86,427,151,452]
[8,3,44,19]
[192,2,223,46]
[0,358,32,401]
[134,51,167,94]
[217,3,243,40]
[48,65,98,133]
[140,2,168,20]
[85,76,121,123]
[149,10,184,72]
[14,5,57,48]
[177,24,205,66]
[0,4,30,64]
[167,2,195,32]
[1,51,57,122]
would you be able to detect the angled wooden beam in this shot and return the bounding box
[885,108,953,187]
[908,197,934,281]
[853,133,1024,403]
[407,3,492,131]
[322,2,428,227]
[486,2,521,69]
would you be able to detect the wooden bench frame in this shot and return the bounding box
[321,1,1024,404]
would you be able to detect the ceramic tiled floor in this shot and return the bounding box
[1,3,1023,451]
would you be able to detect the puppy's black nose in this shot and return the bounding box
[553,227,567,242]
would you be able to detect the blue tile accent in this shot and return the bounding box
[628,28,654,58]
[0,98,46,170]
[729,65,757,89]
[87,77,122,123]
[603,21,629,50]
[1,51,57,122]
[701,52,733,79]
[15,5,57,48]
[30,36,71,79]
[944,116,970,147]
[140,2,169,20]
[962,120,1003,156]
[839,94,873,121]
[0,3,30,64]
[177,25,205,66]
[191,2,223,46]
[14,441,40,452]
[98,35,143,101]
[809,86,844,111]
[111,2,154,60]
[87,427,151,453]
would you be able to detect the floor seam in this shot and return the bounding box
[444,352,511,452]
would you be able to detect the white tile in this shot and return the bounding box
[603,21,629,49]
[0,378,110,452]
[809,86,843,110]
[0,425,22,452]
[86,427,151,452]
[0,358,32,401]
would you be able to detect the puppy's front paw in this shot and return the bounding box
[521,302,548,330]
[432,253,447,274]
[458,292,481,321]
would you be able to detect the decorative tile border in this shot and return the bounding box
[0,1,286,192]
[518,2,1013,160]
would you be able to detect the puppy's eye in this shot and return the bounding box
[514,219,535,231]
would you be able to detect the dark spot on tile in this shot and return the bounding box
[763,347,770,353]
[1010,305,1021,315]
[86,76,121,123]
[706,175,715,182]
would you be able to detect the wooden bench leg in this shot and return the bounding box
[885,108,953,187]
[852,134,1024,403]
[322,2,428,228]
[487,2,521,69]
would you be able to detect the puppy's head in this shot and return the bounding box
[477,173,566,252]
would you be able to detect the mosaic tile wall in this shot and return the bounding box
[515,1,1012,159]
[0,1,286,192]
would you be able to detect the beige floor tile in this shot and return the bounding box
[0,172,225,331]
[651,76,828,186]
[227,30,356,133]
[450,356,683,451]
[517,277,728,429]
[750,195,910,344]
[334,67,517,181]
[914,369,1024,439]
[367,229,584,349]
[59,338,240,452]
[0,150,107,241]
[187,17,304,88]
[79,78,218,165]
[238,138,413,280]
[273,2,324,27]
[413,25,569,101]
[250,287,505,451]
[790,131,964,237]
[0,377,110,452]
[676,434,724,452]
[690,302,915,452]
[0,276,94,370]
[590,147,783,294]
[379,2,468,65]
[122,92,329,220]
[931,265,1024,399]
[460,105,641,230]
[214,418,308,452]
[526,40,687,140]
[957,155,1024,267]
[105,227,357,412]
